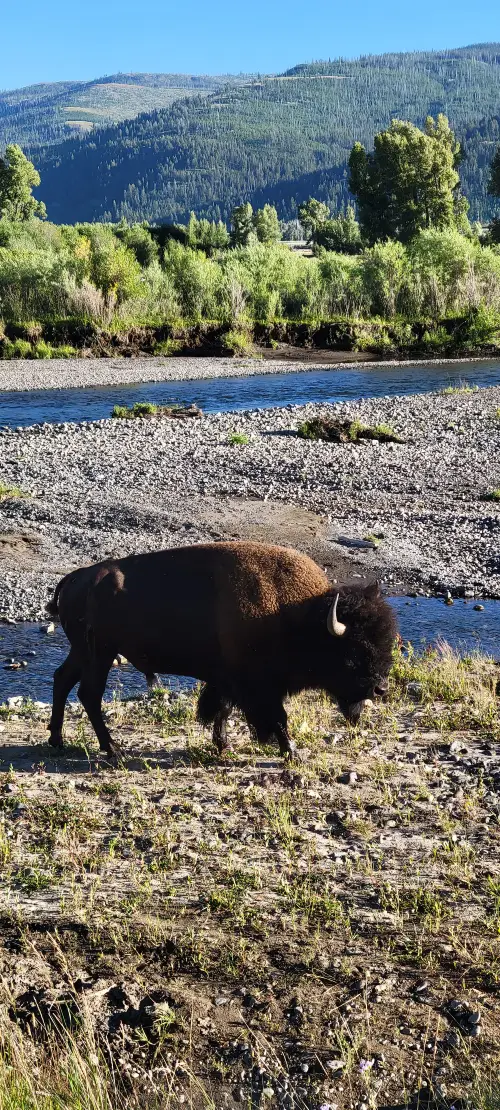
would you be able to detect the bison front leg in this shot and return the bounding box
[77,657,120,757]
[246,697,296,760]
[212,705,233,755]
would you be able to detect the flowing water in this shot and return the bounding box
[0,597,498,705]
[1,358,500,428]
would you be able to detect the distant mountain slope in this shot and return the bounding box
[25,44,500,224]
[0,73,248,148]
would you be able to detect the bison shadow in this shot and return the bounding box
[0,740,289,775]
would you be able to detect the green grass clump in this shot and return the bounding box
[33,340,54,359]
[222,328,253,355]
[441,382,479,395]
[228,433,249,445]
[391,642,498,732]
[111,400,201,420]
[53,344,77,358]
[0,483,28,500]
[1,338,32,359]
[0,339,76,359]
[481,489,500,502]
[112,401,158,418]
[153,338,183,356]
[297,416,403,443]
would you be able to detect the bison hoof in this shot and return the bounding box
[281,744,296,761]
[48,732,64,749]
[99,749,123,768]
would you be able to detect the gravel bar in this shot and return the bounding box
[0,353,497,392]
[0,386,499,621]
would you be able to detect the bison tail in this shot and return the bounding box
[197,684,232,726]
[46,578,64,619]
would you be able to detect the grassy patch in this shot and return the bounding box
[0,483,29,500]
[391,642,498,731]
[297,416,403,443]
[481,488,500,502]
[221,328,254,355]
[441,382,479,394]
[111,401,201,420]
[0,643,499,1108]
[227,432,249,446]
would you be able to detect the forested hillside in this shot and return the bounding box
[0,73,243,149]
[4,44,500,224]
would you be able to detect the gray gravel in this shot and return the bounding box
[0,386,499,620]
[0,353,496,392]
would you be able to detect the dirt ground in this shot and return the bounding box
[0,646,499,1109]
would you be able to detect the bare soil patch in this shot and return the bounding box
[0,530,43,568]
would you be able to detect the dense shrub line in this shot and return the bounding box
[1,217,500,356]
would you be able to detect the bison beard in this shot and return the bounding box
[46,541,397,759]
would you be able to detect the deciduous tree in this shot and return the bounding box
[348,116,467,244]
[0,144,46,221]
[297,198,330,240]
[315,207,362,254]
[253,204,281,243]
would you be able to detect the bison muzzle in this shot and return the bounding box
[47,541,397,759]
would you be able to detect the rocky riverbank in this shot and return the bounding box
[0,386,499,621]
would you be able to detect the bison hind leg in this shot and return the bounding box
[48,648,81,748]
[77,654,119,757]
[197,684,233,754]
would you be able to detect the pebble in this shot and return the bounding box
[339,770,358,785]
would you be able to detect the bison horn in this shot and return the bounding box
[327,593,346,637]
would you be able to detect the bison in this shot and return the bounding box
[47,541,397,758]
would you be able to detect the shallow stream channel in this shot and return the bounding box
[1,356,499,704]
[2,357,500,427]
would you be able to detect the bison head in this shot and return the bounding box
[323,581,397,725]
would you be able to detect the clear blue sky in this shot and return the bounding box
[2,0,500,89]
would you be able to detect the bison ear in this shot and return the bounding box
[364,579,381,599]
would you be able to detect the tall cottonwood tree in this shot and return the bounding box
[348,116,467,244]
[0,144,46,221]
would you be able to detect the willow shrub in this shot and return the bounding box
[1,217,500,329]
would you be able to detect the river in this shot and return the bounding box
[1,358,500,427]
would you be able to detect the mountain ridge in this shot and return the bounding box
[3,44,500,225]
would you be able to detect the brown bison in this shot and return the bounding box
[47,541,397,758]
